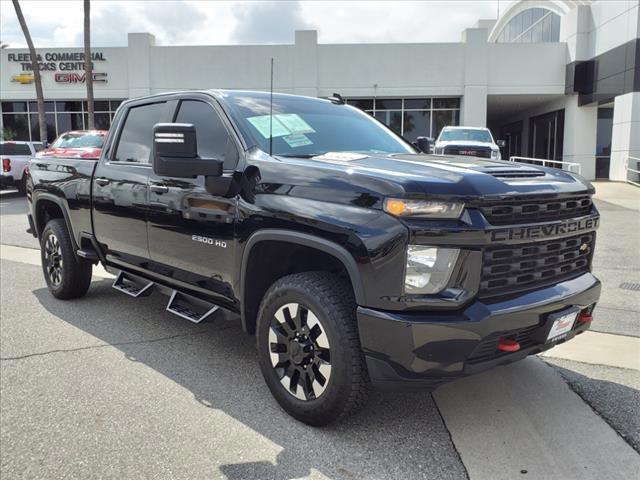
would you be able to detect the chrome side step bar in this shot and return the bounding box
[166,290,219,324]
[112,271,154,297]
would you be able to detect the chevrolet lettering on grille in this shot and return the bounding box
[490,217,599,242]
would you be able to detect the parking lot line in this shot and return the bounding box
[434,357,640,480]
[541,330,640,370]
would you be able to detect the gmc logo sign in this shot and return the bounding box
[459,150,476,155]
[54,72,107,84]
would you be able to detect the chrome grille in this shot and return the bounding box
[479,195,593,225]
[443,145,492,158]
[480,233,594,299]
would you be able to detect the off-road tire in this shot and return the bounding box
[40,218,92,299]
[16,176,27,195]
[256,271,370,426]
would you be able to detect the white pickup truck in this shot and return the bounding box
[433,126,504,160]
[1,141,44,194]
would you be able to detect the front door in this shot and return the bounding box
[146,98,240,305]
[92,101,172,268]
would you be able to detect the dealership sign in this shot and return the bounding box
[7,51,108,84]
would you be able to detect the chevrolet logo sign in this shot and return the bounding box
[490,217,599,242]
[11,73,34,84]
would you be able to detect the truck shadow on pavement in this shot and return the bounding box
[33,279,468,480]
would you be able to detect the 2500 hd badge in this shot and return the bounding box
[192,235,227,248]
[27,89,601,426]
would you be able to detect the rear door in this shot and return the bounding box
[92,100,173,268]
[146,96,240,304]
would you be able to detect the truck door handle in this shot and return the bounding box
[150,183,169,194]
[95,177,110,186]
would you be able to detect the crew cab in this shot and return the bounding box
[27,90,601,426]
[434,126,503,160]
[1,140,44,194]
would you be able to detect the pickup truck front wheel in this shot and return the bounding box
[41,219,92,299]
[256,272,370,426]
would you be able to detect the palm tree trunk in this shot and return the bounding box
[12,0,47,143]
[84,0,95,130]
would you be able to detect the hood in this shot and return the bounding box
[263,152,592,201]
[435,140,497,149]
[36,146,102,159]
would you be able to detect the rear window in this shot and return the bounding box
[52,133,105,149]
[0,143,32,156]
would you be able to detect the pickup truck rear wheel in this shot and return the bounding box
[16,176,27,195]
[256,272,370,426]
[41,219,92,299]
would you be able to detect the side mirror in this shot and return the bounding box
[416,136,435,154]
[496,139,506,148]
[152,123,223,178]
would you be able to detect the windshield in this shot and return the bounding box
[223,93,413,157]
[52,133,104,149]
[438,128,492,143]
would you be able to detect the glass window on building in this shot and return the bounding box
[29,113,57,143]
[347,96,460,142]
[1,99,124,142]
[495,8,561,43]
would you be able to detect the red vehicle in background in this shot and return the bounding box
[37,130,107,159]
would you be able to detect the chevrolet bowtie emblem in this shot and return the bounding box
[11,73,35,84]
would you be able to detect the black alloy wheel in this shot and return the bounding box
[43,233,63,287]
[268,302,332,401]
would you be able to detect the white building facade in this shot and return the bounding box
[1,0,638,181]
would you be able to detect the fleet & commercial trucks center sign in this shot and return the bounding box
[8,51,108,85]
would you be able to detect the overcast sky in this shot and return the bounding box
[0,1,514,48]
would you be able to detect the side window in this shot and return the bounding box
[175,100,238,169]
[114,102,166,163]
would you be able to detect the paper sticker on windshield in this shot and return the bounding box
[275,114,315,134]
[247,115,290,139]
[283,134,313,148]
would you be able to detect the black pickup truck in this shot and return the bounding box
[27,90,601,425]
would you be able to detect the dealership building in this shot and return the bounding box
[1,0,638,181]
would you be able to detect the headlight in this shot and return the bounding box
[405,246,459,294]
[491,149,501,160]
[384,198,464,218]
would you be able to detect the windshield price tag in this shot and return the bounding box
[275,114,315,134]
[247,115,290,139]
[283,134,313,148]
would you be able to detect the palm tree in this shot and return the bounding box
[12,0,47,142]
[84,0,95,129]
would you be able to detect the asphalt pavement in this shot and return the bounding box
[1,183,639,480]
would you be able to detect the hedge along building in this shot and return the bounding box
[0,0,637,181]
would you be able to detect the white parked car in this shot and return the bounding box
[1,141,45,194]
[433,126,504,160]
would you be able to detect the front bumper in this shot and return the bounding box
[358,272,601,390]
